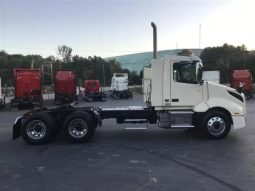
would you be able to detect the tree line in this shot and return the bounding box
[201,43,255,83]
[0,45,142,87]
[0,44,254,87]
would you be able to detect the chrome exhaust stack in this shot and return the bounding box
[151,22,157,59]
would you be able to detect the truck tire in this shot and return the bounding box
[21,112,57,145]
[0,97,6,108]
[10,99,15,108]
[101,94,107,102]
[129,92,133,98]
[245,92,253,100]
[74,95,79,103]
[84,95,93,102]
[55,96,60,105]
[202,110,231,139]
[37,98,43,108]
[63,111,94,143]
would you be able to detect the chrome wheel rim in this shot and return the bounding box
[207,116,225,136]
[68,119,88,138]
[26,120,47,140]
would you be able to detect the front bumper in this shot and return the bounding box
[232,115,246,130]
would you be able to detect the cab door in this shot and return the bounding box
[170,62,203,107]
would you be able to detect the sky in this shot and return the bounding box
[0,0,254,58]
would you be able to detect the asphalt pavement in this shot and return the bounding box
[0,95,255,191]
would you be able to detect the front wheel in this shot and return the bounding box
[202,111,231,139]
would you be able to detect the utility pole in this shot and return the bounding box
[41,64,44,87]
[50,62,53,86]
[176,41,178,55]
[31,58,34,69]
[0,1,3,50]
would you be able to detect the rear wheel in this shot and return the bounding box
[101,93,107,102]
[129,92,133,98]
[63,111,95,143]
[1,97,6,108]
[202,111,231,139]
[74,95,79,103]
[21,112,57,144]
[84,95,93,102]
[54,96,60,105]
[10,99,15,108]
[38,97,43,108]
[244,92,253,100]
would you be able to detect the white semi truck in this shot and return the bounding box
[13,22,246,144]
[202,71,220,84]
[110,73,132,99]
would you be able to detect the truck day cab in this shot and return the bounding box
[12,22,246,144]
[83,80,107,102]
[54,71,77,105]
[110,73,133,99]
[231,69,253,100]
[10,69,42,109]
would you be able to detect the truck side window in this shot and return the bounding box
[173,62,197,84]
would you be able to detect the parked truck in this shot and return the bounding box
[13,22,246,145]
[54,71,77,105]
[110,73,132,99]
[231,69,253,100]
[0,77,5,108]
[10,69,42,109]
[202,71,220,84]
[83,80,106,101]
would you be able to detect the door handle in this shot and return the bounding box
[172,99,179,102]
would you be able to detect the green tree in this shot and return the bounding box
[200,44,253,83]
[57,45,72,64]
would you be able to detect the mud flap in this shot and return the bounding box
[13,117,23,139]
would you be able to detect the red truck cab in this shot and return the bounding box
[11,69,42,108]
[231,69,253,99]
[84,80,100,94]
[54,71,77,104]
[83,80,106,101]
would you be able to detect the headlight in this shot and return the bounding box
[227,91,244,102]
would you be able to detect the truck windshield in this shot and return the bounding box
[115,74,125,77]
[173,62,198,84]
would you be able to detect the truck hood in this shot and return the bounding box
[206,81,246,116]
[206,81,237,93]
